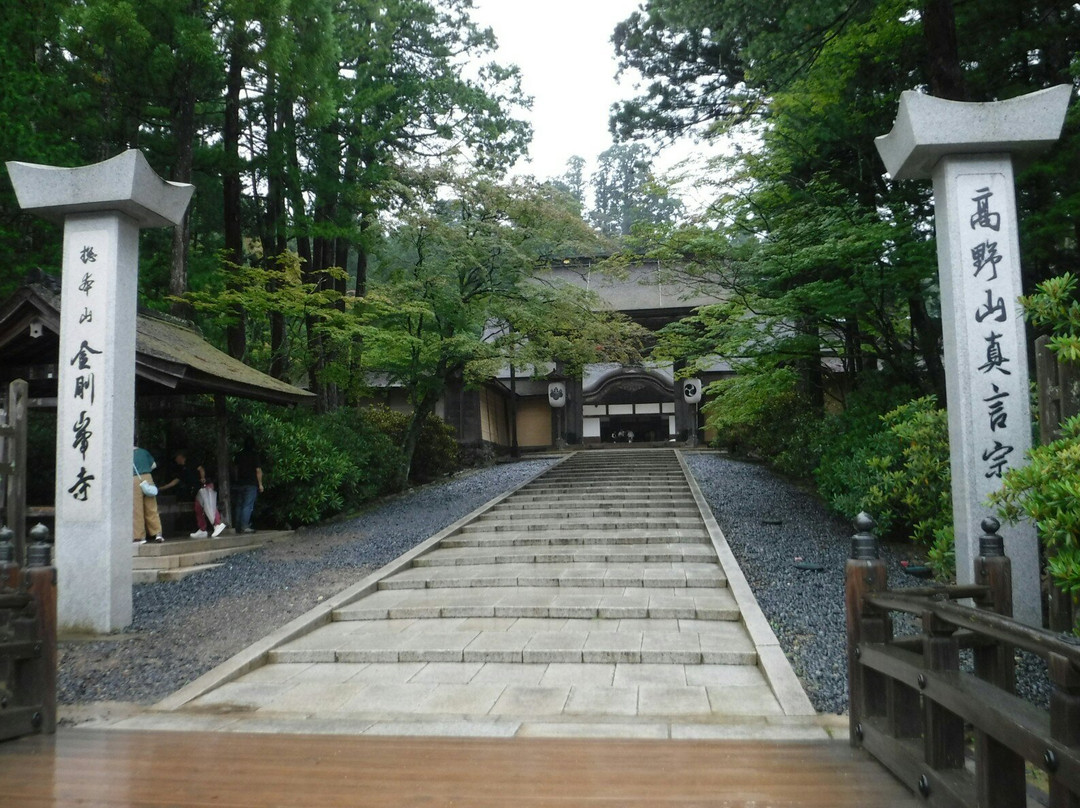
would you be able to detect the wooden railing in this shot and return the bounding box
[846,513,1080,807]
[0,524,57,741]
[0,379,56,742]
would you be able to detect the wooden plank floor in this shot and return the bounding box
[0,730,922,807]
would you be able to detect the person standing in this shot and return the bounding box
[234,439,263,533]
[133,445,163,544]
[159,449,226,539]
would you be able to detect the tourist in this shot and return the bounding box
[234,439,263,533]
[159,450,226,539]
[133,445,163,544]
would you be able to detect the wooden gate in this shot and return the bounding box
[0,379,57,741]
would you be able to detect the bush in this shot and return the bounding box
[814,385,918,521]
[236,404,404,526]
[991,414,1080,603]
[364,404,460,483]
[861,396,953,575]
[703,367,810,462]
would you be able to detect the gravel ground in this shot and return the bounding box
[58,449,1049,716]
[684,452,1050,714]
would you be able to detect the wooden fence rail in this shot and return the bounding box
[847,513,1080,808]
[0,379,56,743]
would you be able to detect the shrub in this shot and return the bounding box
[703,367,806,460]
[814,393,953,577]
[862,396,953,576]
[364,404,460,483]
[991,414,1080,603]
[236,404,404,526]
[814,385,919,521]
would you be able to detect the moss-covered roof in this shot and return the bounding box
[0,282,313,406]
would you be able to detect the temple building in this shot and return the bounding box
[430,257,730,452]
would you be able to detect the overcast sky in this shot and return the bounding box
[469,0,644,182]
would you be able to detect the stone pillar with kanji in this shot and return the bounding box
[6,150,193,633]
[875,86,1071,626]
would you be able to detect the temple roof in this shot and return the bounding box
[0,280,313,406]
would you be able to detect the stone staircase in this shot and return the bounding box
[131,530,290,583]
[144,449,817,739]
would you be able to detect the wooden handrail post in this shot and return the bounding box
[972,516,1015,690]
[23,523,56,734]
[972,517,1025,807]
[846,512,889,747]
[1048,652,1080,808]
[921,612,965,772]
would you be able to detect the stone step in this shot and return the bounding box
[132,532,265,557]
[525,467,683,476]
[522,479,682,486]
[441,530,713,548]
[377,562,726,591]
[158,562,226,582]
[132,542,262,570]
[515,488,689,498]
[186,661,788,726]
[458,517,703,534]
[413,544,717,567]
[491,497,697,510]
[334,586,740,621]
[133,562,226,584]
[481,506,700,520]
[268,616,757,666]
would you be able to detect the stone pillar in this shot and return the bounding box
[875,86,1071,626]
[6,150,193,633]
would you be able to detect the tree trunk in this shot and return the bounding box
[168,81,195,319]
[910,296,946,399]
[923,0,966,100]
[223,31,247,360]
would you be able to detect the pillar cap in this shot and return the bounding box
[875,85,1072,181]
[6,149,194,228]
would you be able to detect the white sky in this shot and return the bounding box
[469,0,645,182]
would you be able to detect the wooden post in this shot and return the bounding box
[1037,335,1079,633]
[5,380,27,565]
[972,517,1025,807]
[921,612,965,771]
[1048,652,1080,808]
[214,394,232,533]
[845,512,889,747]
[23,524,56,734]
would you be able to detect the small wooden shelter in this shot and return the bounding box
[0,274,313,522]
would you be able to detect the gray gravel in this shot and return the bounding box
[59,449,1049,716]
[684,452,1050,714]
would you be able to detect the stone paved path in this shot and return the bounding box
[121,449,828,739]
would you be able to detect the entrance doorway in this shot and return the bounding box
[600,416,668,443]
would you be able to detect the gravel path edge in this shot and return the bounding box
[676,450,817,716]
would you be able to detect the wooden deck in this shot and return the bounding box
[0,730,921,807]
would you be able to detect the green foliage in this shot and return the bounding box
[364,404,460,484]
[1021,272,1080,362]
[700,365,800,456]
[363,168,645,482]
[236,404,403,526]
[813,392,953,576]
[991,274,1080,622]
[813,386,917,519]
[588,143,683,239]
[992,415,1080,597]
[860,397,953,576]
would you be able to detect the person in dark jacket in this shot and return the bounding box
[234,440,263,533]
